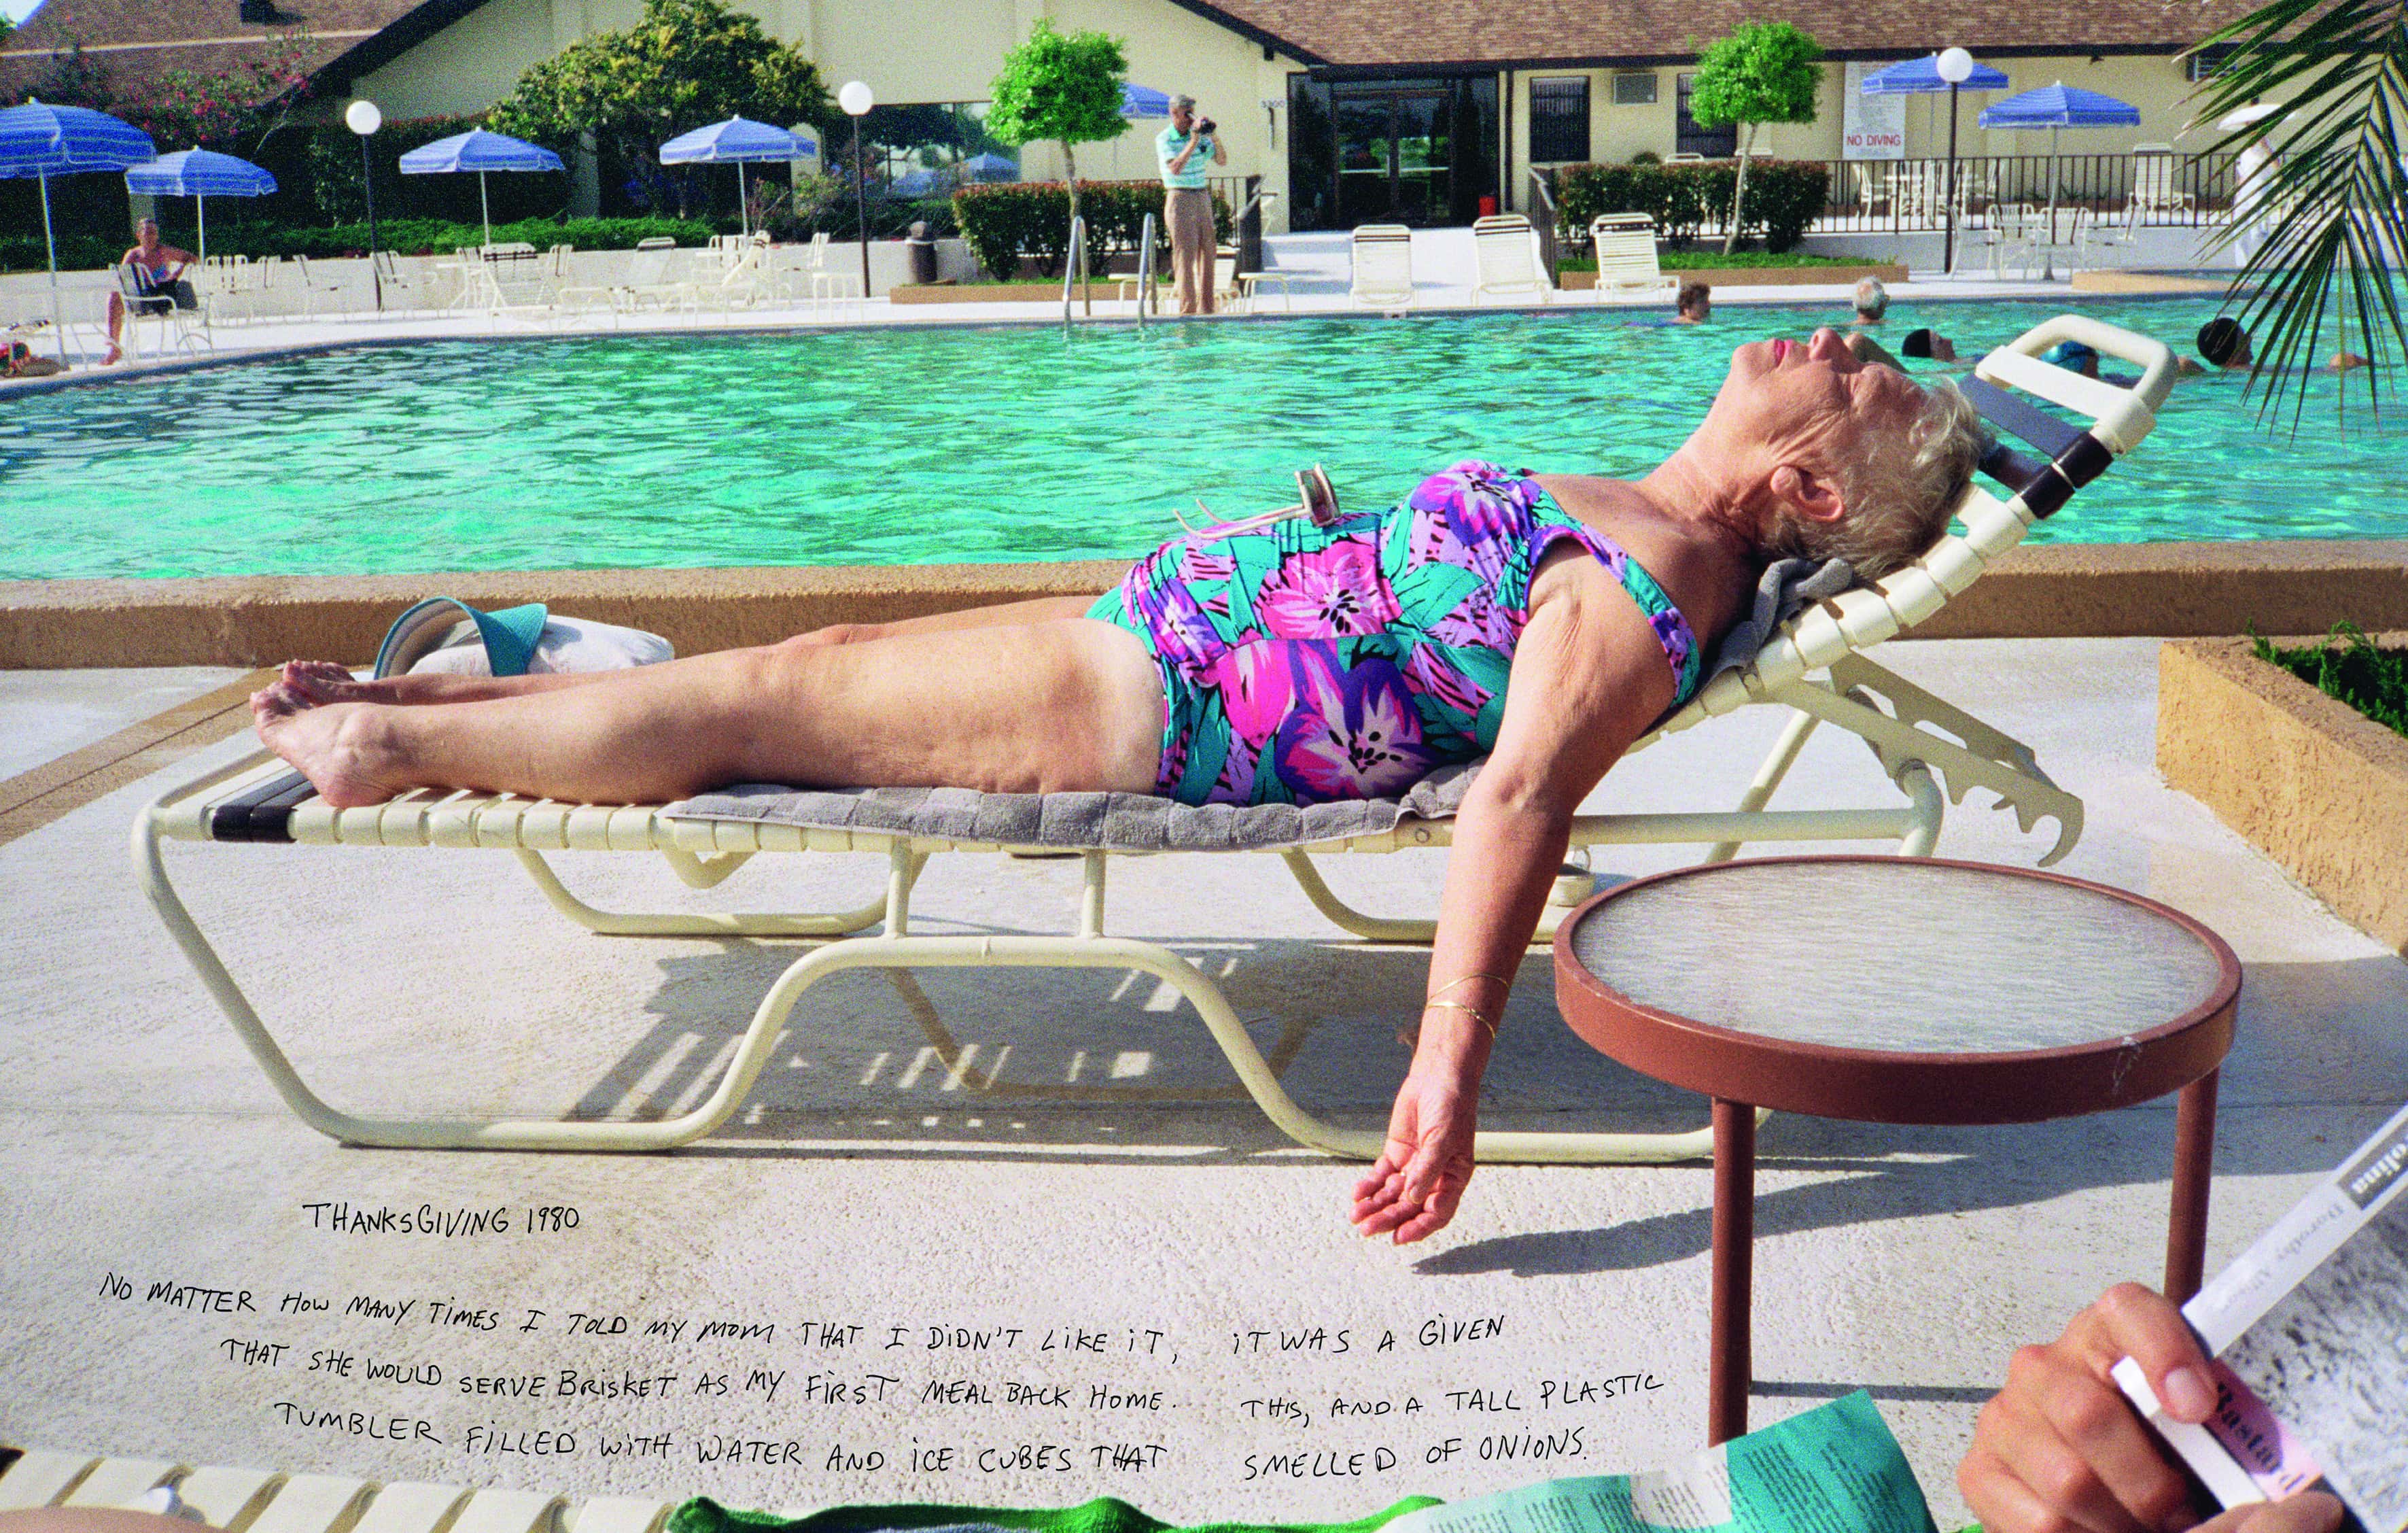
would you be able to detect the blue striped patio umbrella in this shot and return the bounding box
[1119,84,1171,120]
[1861,52,2009,274]
[125,148,277,266]
[1860,53,2010,93]
[962,150,1018,182]
[0,99,158,357]
[1981,82,2141,253]
[397,128,565,248]
[659,116,816,238]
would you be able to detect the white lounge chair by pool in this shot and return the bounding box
[1470,213,1554,305]
[1348,223,1414,311]
[134,316,2178,1167]
[1587,213,1677,301]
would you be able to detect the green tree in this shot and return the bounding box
[1687,21,1823,253]
[488,0,833,219]
[2186,0,2408,418]
[985,18,1128,260]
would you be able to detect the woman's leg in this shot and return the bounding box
[276,596,1115,708]
[254,619,1164,808]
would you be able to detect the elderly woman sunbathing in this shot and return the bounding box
[255,326,1982,1244]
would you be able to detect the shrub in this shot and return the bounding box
[953,179,1227,279]
[188,215,714,260]
[1552,159,1828,252]
[2253,622,2408,740]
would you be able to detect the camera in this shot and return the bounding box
[1197,117,1217,135]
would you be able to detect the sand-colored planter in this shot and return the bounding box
[1560,262,1907,292]
[2159,636,2408,952]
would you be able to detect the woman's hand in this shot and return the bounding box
[1958,1282,2345,1533]
[1352,1044,1482,1245]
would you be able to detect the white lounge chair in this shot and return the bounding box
[803,231,864,315]
[136,317,2174,1165]
[2129,148,2194,221]
[1347,223,1414,311]
[608,245,700,316]
[1587,213,1677,300]
[1469,213,1554,305]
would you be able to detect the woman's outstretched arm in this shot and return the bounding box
[1351,585,1677,1243]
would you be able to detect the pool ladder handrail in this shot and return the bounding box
[1134,211,1157,328]
[1062,213,1091,327]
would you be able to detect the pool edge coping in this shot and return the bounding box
[5,540,2405,669]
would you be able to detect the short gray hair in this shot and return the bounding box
[1170,94,1197,112]
[1766,380,1984,580]
[1852,277,1889,318]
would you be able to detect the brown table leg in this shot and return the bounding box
[1709,1097,1755,1445]
[2165,1069,2219,1305]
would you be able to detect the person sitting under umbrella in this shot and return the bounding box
[103,218,196,365]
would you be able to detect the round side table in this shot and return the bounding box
[1552,855,2240,1446]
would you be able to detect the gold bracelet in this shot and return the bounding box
[1422,998,1499,1039]
[1429,972,1512,1000]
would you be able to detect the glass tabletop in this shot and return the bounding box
[1563,861,2230,1056]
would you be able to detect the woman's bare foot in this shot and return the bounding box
[279,659,387,706]
[250,684,411,808]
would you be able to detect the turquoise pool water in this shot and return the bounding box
[3,298,2401,581]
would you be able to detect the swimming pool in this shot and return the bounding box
[3,298,2401,582]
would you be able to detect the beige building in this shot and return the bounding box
[5,0,2254,232]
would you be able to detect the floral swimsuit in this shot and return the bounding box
[1087,459,1703,806]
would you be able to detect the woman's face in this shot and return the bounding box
[1706,327,1927,470]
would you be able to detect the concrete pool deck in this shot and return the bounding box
[3,636,2405,1528]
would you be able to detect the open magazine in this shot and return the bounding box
[1382,1392,1935,1533]
[2114,1099,2408,1533]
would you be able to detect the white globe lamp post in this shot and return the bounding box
[1936,49,1973,275]
[839,81,875,294]
[347,99,385,309]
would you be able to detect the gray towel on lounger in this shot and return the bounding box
[664,564,1853,852]
[1708,557,1855,681]
[664,761,1483,852]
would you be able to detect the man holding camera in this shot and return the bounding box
[1157,94,1227,314]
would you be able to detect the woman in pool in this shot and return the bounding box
[256,326,1982,1243]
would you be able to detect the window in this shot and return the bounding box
[1612,72,1658,106]
[1528,77,1590,162]
[1675,73,1738,157]
[2186,43,2239,82]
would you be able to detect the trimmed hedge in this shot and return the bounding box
[201,216,714,260]
[1554,160,1830,252]
[954,180,1231,279]
[0,232,126,273]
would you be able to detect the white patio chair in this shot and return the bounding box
[368,249,426,313]
[1586,213,1676,300]
[2034,206,2090,276]
[134,317,2178,1168]
[610,245,701,316]
[1470,213,1553,305]
[1853,163,1893,216]
[110,264,209,358]
[693,239,771,311]
[289,254,349,318]
[2129,149,2194,220]
[804,232,864,315]
[1348,223,1415,311]
[1985,203,2038,279]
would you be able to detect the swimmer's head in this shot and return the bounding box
[2197,316,2252,366]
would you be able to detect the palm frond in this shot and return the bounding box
[2185,0,2408,424]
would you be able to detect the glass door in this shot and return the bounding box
[1333,86,1456,226]
[1391,91,1451,224]
[1335,92,1397,226]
